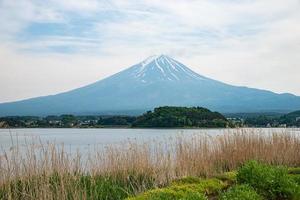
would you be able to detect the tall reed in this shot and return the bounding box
[0,129,300,199]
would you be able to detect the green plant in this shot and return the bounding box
[171,176,202,185]
[171,179,225,195]
[219,184,263,200]
[2,131,300,200]
[0,173,157,200]
[215,171,237,184]
[127,187,208,200]
[288,167,300,175]
[290,174,300,185]
[237,160,298,199]
[128,187,208,200]
[78,175,130,200]
[127,178,225,200]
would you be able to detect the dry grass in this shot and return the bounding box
[0,129,300,199]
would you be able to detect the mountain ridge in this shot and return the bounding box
[0,55,300,116]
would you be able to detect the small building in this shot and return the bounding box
[49,120,62,126]
[279,124,287,128]
[0,121,8,128]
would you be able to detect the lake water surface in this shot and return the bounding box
[1,128,300,153]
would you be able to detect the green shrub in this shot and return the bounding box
[171,176,202,185]
[290,174,300,185]
[127,178,225,200]
[219,184,263,200]
[289,168,300,175]
[215,171,237,184]
[237,160,298,199]
[127,187,208,200]
[171,178,226,195]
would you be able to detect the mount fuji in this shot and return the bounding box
[1,55,300,116]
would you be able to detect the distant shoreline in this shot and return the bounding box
[0,127,297,130]
[1,106,299,128]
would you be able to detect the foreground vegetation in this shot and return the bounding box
[128,161,300,200]
[1,130,300,199]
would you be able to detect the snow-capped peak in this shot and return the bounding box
[141,55,160,67]
[131,55,205,83]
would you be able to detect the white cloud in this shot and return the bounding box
[0,0,299,102]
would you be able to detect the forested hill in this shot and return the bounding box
[132,106,229,128]
[278,110,300,127]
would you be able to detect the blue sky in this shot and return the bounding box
[0,0,300,102]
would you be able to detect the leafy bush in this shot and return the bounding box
[128,188,208,200]
[237,160,298,199]
[215,171,237,184]
[127,178,225,200]
[172,178,226,195]
[171,176,202,185]
[290,174,300,185]
[219,184,263,200]
[288,167,300,175]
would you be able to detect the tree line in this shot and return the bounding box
[0,106,231,128]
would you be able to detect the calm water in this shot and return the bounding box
[1,128,299,154]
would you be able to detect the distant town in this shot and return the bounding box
[0,115,136,128]
[0,107,299,128]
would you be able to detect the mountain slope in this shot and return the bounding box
[0,55,300,116]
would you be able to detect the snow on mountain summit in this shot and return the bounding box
[130,55,205,83]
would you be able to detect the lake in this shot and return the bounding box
[1,128,300,154]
